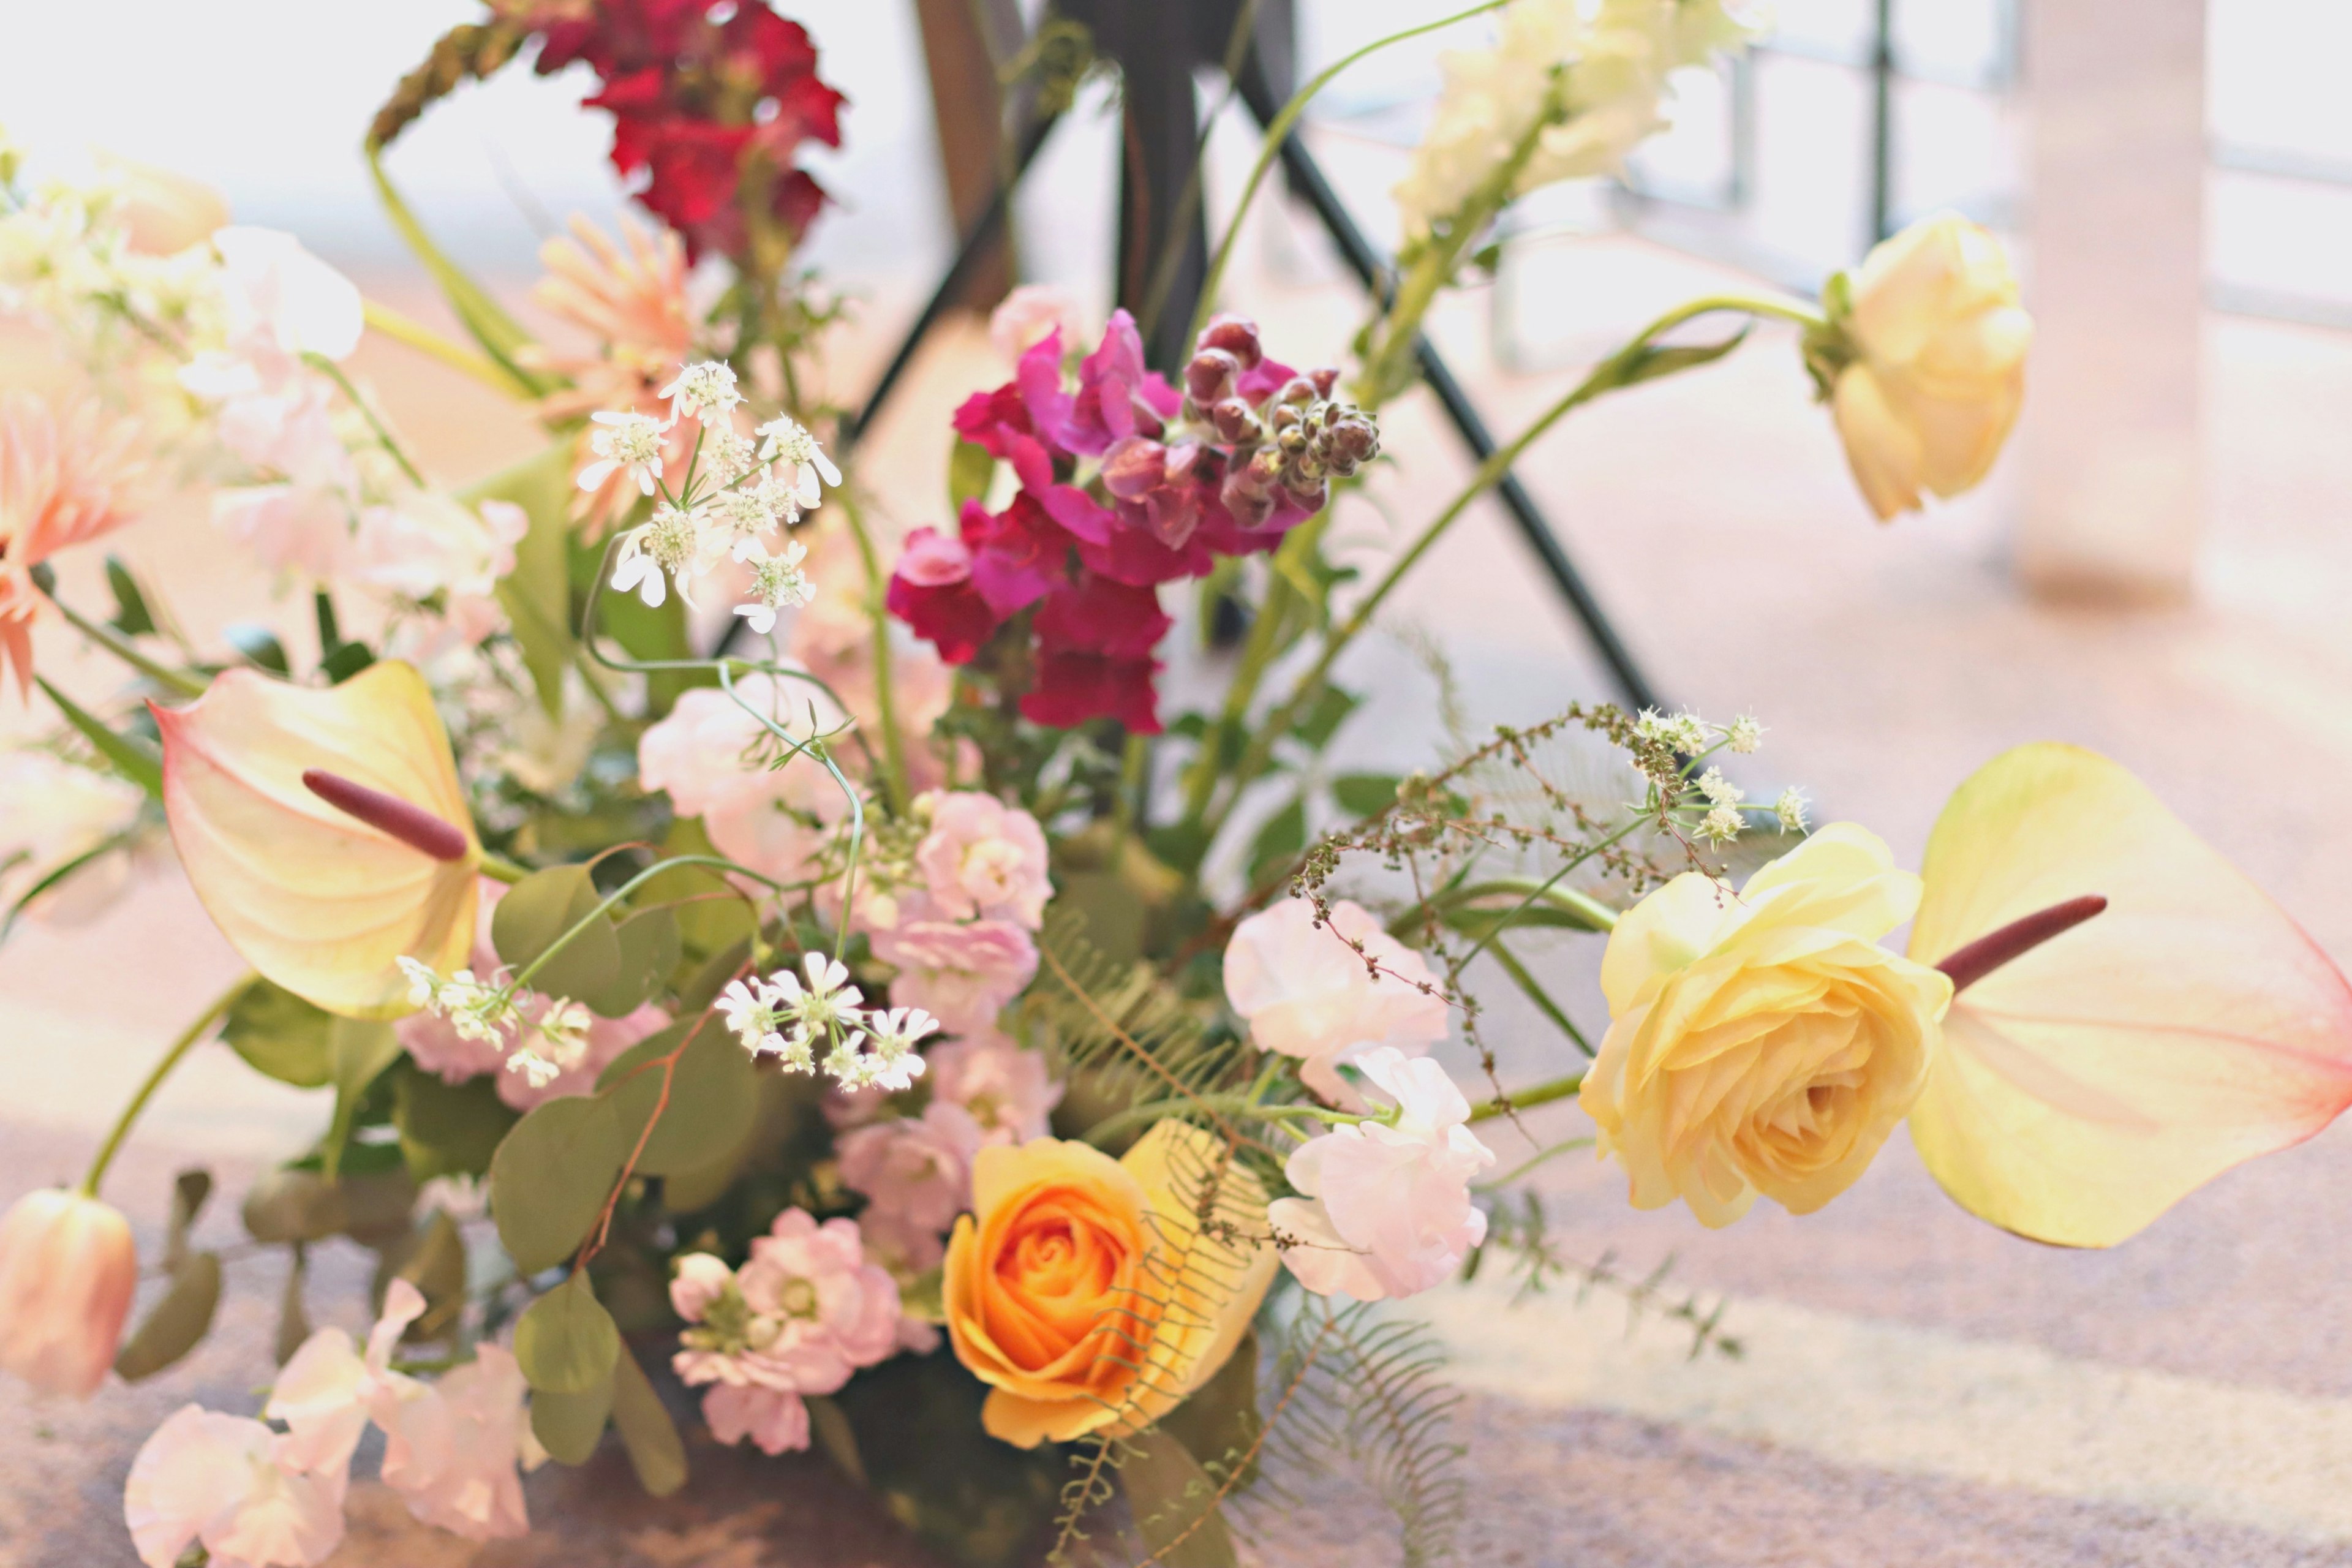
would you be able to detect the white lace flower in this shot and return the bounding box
[508,998,592,1088]
[734,540,813,636]
[703,425,758,488]
[1697,767,1744,809]
[1774,786,1811,835]
[660,360,741,424]
[1726,714,1765,754]
[710,483,783,560]
[610,500,708,609]
[577,410,667,497]
[845,1006,938,1093]
[1698,805,1746,845]
[755,417,841,510]
[719,977,788,1057]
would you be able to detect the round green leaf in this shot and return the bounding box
[598,1017,758,1177]
[394,1067,519,1182]
[493,865,621,1006]
[222,979,334,1088]
[243,1169,344,1244]
[609,1347,688,1497]
[530,1375,615,1465]
[514,1273,620,1395]
[490,1095,628,1273]
[584,908,681,1018]
[115,1252,223,1382]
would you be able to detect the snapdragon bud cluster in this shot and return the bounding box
[1177,317,1381,527]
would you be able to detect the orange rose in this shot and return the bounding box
[943,1121,1276,1448]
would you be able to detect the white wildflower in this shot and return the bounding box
[508,998,593,1088]
[1726,714,1765,754]
[755,416,841,510]
[659,360,741,424]
[1635,707,1711,755]
[577,410,667,497]
[610,500,707,609]
[733,540,813,636]
[1697,767,1744,809]
[1774,786,1811,835]
[710,483,783,559]
[827,1007,938,1093]
[718,976,788,1057]
[1697,805,1745,845]
[769,952,865,1067]
[703,424,758,488]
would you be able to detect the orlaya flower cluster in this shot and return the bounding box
[1270,1047,1498,1301]
[887,309,1379,733]
[720,951,941,1091]
[123,1280,543,1568]
[594,357,829,636]
[669,1209,902,1455]
[524,0,846,263]
[1224,897,1450,1105]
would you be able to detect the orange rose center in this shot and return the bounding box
[985,1189,1138,1374]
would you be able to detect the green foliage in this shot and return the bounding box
[114,1251,222,1382]
[224,622,290,675]
[493,865,620,1006]
[491,1095,628,1272]
[598,1016,760,1177]
[1120,1428,1238,1568]
[393,1066,518,1182]
[1025,909,1244,1127]
[365,149,549,398]
[470,442,581,717]
[806,1394,868,1485]
[587,908,681,1017]
[609,1347,689,1496]
[640,817,759,958]
[393,1209,470,1341]
[948,436,996,511]
[222,980,334,1088]
[162,1169,212,1270]
[831,1351,1063,1568]
[242,1169,346,1245]
[1245,797,1306,887]
[514,1273,620,1394]
[323,1018,403,1181]
[36,677,160,797]
[1331,772,1401,818]
[104,554,156,635]
[532,1381,614,1465]
[1291,685,1360,750]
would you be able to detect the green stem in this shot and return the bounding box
[51,598,206,698]
[80,975,251,1197]
[1477,1134,1595,1189]
[1468,1070,1585,1125]
[1487,938,1594,1058]
[360,298,528,401]
[478,853,529,885]
[1188,0,1512,349]
[304,353,427,489]
[505,853,788,997]
[1178,515,1320,822]
[832,484,911,816]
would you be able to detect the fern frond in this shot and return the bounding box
[1027,908,1250,1115]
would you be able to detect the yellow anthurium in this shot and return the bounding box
[154,661,480,1019]
[1907,743,2352,1247]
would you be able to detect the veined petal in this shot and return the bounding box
[155,662,480,1019]
[1907,743,2352,1247]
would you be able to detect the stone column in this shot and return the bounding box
[2016,0,2207,601]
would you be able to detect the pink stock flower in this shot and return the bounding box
[0,394,146,698]
[838,1098,986,1237]
[671,1210,904,1454]
[872,907,1039,1033]
[989,283,1083,366]
[929,1029,1061,1144]
[1268,1048,1495,1301]
[1224,898,1450,1105]
[638,676,850,884]
[396,882,669,1109]
[914,790,1052,928]
[124,1406,345,1568]
[0,1187,139,1398]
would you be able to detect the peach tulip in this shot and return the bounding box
[154,660,480,1018]
[1907,744,2352,1246]
[0,1187,140,1398]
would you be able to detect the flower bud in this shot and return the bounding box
[1208,398,1261,445]
[0,1188,139,1398]
[1308,368,1339,399]
[1276,376,1319,407]
[1221,466,1277,528]
[1197,314,1263,369]
[1100,435,1169,501]
[1183,349,1240,407]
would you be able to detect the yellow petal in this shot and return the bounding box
[1907,743,2352,1247]
[155,662,480,1019]
[1599,870,1727,1014]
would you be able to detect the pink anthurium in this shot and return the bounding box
[1906,743,2352,1247]
[154,661,480,1019]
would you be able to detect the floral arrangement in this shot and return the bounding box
[4,4,2351,1567]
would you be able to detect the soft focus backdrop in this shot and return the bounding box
[7,3,2352,1564]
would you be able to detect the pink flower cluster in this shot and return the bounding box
[1224,897,1450,1105]
[834,1029,1063,1280]
[669,1209,903,1455]
[886,311,1378,732]
[636,671,850,886]
[864,789,1054,1033]
[123,1281,542,1568]
[397,881,669,1110]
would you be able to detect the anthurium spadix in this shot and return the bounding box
[1906,743,2352,1248]
[154,662,480,1019]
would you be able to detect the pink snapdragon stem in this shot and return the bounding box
[1936,895,2109,994]
[301,768,468,861]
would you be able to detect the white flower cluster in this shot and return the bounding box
[1629,707,1807,845]
[396,957,592,1089]
[717,952,939,1092]
[595,360,831,636]
[1393,0,1763,242]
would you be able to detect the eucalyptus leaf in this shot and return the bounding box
[334,1165,421,1248]
[805,1395,868,1486]
[1291,684,1360,750]
[104,554,156,636]
[1332,772,1402,818]
[164,1169,212,1272]
[585,908,680,1019]
[243,1169,344,1245]
[114,1251,222,1382]
[513,1274,620,1394]
[609,1347,688,1497]
[1246,796,1308,886]
[323,1018,404,1181]
[490,1094,628,1272]
[493,865,621,1006]
[599,1016,759,1177]
[222,979,334,1088]
[224,622,290,676]
[394,1067,519,1182]
[396,1210,469,1341]
[531,1374,616,1465]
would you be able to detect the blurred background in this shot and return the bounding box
[6,3,2352,1564]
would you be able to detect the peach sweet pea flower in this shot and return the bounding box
[1223,897,1449,1104]
[0,1187,139,1398]
[1905,744,2352,1247]
[154,661,481,1018]
[0,393,146,697]
[1819,211,2034,521]
[1580,824,1954,1227]
[943,1121,1276,1448]
[123,1405,345,1568]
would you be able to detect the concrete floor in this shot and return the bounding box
[7,198,2352,1566]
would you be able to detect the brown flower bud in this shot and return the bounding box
[1198,314,1264,370]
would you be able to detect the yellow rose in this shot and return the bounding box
[1580,824,1954,1226]
[1817,212,2034,521]
[943,1121,1276,1448]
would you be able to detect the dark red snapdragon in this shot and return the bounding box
[888,309,1379,733]
[522,0,845,263]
